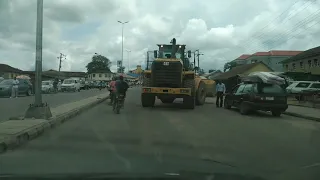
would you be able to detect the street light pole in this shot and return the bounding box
[34,0,43,105]
[125,49,131,72]
[25,0,52,119]
[117,20,129,73]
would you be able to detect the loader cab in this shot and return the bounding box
[153,43,192,70]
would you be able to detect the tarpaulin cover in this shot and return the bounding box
[247,72,285,85]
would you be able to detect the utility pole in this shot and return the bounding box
[57,53,66,72]
[146,51,149,70]
[193,49,204,73]
[25,0,52,119]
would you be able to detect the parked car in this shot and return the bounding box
[41,80,54,93]
[286,81,320,93]
[61,78,81,92]
[224,81,288,117]
[0,79,33,97]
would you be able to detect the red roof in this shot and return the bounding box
[269,50,302,56]
[236,54,251,60]
[252,52,270,56]
[251,50,303,57]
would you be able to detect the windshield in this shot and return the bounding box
[256,83,285,94]
[63,80,74,84]
[2,1,320,180]
[0,79,13,85]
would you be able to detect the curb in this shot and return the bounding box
[0,95,109,154]
[283,112,320,122]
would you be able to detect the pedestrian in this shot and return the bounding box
[58,80,62,92]
[11,77,19,98]
[215,80,226,107]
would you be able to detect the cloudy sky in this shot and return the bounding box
[1,0,320,72]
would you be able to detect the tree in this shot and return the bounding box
[86,54,111,74]
[208,69,216,73]
[223,61,237,72]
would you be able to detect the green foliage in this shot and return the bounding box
[86,54,111,74]
[223,61,237,72]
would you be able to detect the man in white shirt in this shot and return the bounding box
[11,77,19,98]
[215,80,226,107]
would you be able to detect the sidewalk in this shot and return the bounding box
[283,106,320,122]
[207,97,320,122]
[0,93,109,153]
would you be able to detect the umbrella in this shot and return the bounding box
[16,75,31,80]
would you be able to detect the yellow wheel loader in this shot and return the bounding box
[141,38,208,109]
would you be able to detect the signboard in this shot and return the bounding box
[117,60,122,67]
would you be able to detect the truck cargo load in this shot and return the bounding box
[247,72,285,85]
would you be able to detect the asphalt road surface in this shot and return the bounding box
[0,88,108,121]
[1,87,320,179]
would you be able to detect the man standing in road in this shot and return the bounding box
[215,80,226,107]
[11,77,19,98]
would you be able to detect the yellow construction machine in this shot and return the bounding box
[141,38,208,109]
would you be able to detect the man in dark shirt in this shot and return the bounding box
[114,75,129,106]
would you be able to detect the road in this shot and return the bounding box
[0,88,108,121]
[1,87,320,179]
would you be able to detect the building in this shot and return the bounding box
[0,64,23,79]
[214,62,273,91]
[87,70,115,81]
[128,65,143,81]
[129,65,143,74]
[245,50,302,71]
[230,54,251,65]
[203,70,222,80]
[281,46,320,80]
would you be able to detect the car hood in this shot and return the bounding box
[62,84,75,86]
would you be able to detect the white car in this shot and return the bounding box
[61,78,81,92]
[286,81,320,94]
[41,81,54,93]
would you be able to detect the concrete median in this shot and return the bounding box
[0,93,109,153]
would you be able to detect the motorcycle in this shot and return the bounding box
[113,94,125,114]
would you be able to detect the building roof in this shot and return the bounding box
[203,70,222,78]
[126,73,141,78]
[269,50,302,56]
[0,64,23,73]
[281,46,320,64]
[236,54,251,60]
[213,62,271,80]
[251,50,302,57]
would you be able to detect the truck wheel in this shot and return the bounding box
[183,96,195,109]
[143,78,151,87]
[183,79,195,109]
[160,98,175,104]
[141,94,155,107]
[196,81,206,105]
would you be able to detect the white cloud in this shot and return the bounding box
[1,0,320,73]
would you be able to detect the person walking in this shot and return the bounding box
[57,80,62,92]
[11,77,19,98]
[215,80,226,107]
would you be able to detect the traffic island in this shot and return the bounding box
[24,103,52,120]
[0,93,109,154]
